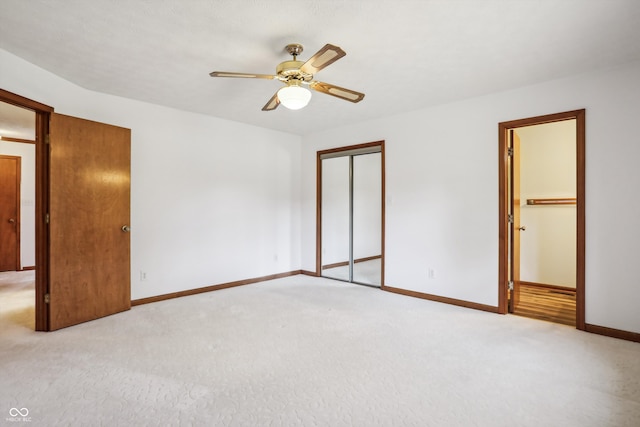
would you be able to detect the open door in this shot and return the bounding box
[508,130,521,313]
[0,155,21,271]
[498,109,585,330]
[47,113,131,330]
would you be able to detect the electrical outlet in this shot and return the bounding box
[428,268,436,279]
[140,271,147,281]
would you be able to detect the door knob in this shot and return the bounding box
[8,218,15,224]
[121,225,131,233]
[518,226,526,231]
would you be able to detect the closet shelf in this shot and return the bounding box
[526,198,576,205]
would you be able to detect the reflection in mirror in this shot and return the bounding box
[320,148,382,287]
[352,153,381,285]
[321,156,350,281]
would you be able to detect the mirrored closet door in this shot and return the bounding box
[319,142,384,287]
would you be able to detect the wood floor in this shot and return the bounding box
[512,283,576,327]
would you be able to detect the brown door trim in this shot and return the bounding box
[498,109,586,330]
[316,141,385,286]
[0,88,53,331]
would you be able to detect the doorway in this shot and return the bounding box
[317,141,385,287]
[0,99,37,329]
[0,101,37,272]
[1,88,132,332]
[498,110,585,329]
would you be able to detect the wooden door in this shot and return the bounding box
[509,131,522,312]
[0,155,21,271]
[48,113,131,330]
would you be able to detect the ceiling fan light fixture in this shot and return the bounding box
[277,81,312,110]
[211,43,364,111]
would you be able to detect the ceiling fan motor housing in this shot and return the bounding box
[276,60,312,82]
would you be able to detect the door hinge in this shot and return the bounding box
[507,214,514,224]
[45,213,50,224]
[44,293,50,304]
[507,147,513,156]
[45,134,50,144]
[508,281,514,291]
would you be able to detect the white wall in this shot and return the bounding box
[301,60,640,334]
[0,49,302,300]
[517,121,576,288]
[0,141,36,268]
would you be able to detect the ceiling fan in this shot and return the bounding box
[210,43,365,111]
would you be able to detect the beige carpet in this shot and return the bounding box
[1,273,639,426]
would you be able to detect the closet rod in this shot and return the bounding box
[526,198,576,205]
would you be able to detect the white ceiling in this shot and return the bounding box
[1,0,640,136]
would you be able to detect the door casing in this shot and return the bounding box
[498,109,585,329]
[0,89,52,331]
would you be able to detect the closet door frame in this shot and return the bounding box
[316,140,385,286]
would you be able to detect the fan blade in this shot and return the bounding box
[309,81,365,103]
[299,44,346,75]
[262,92,280,111]
[210,71,276,79]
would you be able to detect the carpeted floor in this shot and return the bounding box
[1,273,639,426]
